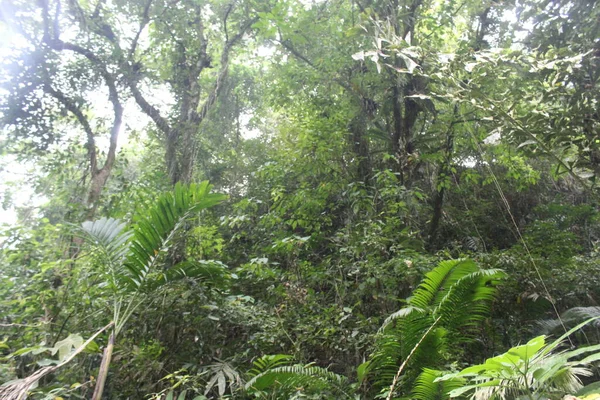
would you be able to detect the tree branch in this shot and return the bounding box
[41,0,123,209]
[42,0,122,145]
[43,83,98,173]
[129,0,153,58]
[276,33,353,93]
[127,81,172,136]
[195,16,258,123]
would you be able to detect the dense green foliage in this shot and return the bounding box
[1,0,600,398]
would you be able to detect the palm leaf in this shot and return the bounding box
[247,354,295,377]
[434,269,506,329]
[80,182,227,293]
[123,182,226,291]
[81,217,132,262]
[438,317,600,399]
[80,217,133,289]
[409,259,479,310]
[149,260,229,290]
[539,306,600,334]
[246,365,348,396]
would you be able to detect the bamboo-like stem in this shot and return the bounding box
[91,330,115,400]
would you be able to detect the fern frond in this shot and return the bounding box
[408,259,479,310]
[379,306,427,332]
[245,364,348,395]
[248,354,295,377]
[149,260,229,290]
[245,355,350,398]
[366,259,504,396]
[412,369,464,400]
[434,269,506,330]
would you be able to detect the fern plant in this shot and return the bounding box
[411,368,465,400]
[245,354,352,399]
[364,259,505,399]
[79,182,228,400]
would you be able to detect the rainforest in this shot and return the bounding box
[0,0,599,398]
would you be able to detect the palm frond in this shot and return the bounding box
[408,259,479,310]
[202,360,243,397]
[246,365,348,395]
[539,306,600,334]
[248,354,295,377]
[438,317,600,399]
[379,306,427,332]
[80,182,227,293]
[434,269,506,330]
[123,182,226,291]
[80,217,133,289]
[81,217,132,262]
[148,260,229,291]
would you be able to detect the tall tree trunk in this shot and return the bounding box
[126,10,256,186]
[427,105,458,249]
[87,168,112,219]
[391,84,404,180]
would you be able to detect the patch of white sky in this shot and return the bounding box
[0,1,273,227]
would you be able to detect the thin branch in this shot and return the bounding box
[129,0,153,58]
[43,83,98,173]
[277,36,353,92]
[0,323,46,328]
[45,39,122,118]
